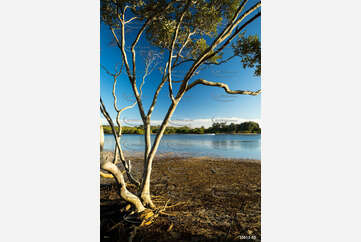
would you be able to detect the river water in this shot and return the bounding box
[103,133,261,160]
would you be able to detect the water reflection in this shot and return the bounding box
[104,134,261,160]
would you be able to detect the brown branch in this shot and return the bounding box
[186,79,261,96]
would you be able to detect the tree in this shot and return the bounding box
[238,121,261,133]
[100,0,261,223]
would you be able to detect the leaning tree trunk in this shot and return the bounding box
[100,125,145,213]
[100,161,146,213]
[113,137,120,163]
[100,98,140,187]
[140,101,178,208]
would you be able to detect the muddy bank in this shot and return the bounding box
[101,152,261,241]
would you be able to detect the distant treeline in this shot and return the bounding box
[103,121,261,135]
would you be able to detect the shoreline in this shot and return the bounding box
[104,132,261,135]
[101,151,261,241]
[101,151,261,163]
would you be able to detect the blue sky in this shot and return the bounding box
[100,4,261,128]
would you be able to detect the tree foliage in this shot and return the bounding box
[208,121,260,133]
[101,0,260,66]
[232,33,261,76]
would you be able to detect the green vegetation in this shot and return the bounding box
[102,125,144,135]
[102,121,261,135]
[207,121,261,134]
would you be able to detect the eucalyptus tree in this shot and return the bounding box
[100,0,261,220]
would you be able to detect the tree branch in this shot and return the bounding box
[174,1,261,99]
[147,62,169,118]
[207,12,261,63]
[166,0,190,103]
[100,97,141,187]
[186,79,261,96]
[173,30,195,69]
[172,54,237,70]
[130,0,177,82]
[125,16,138,24]
[116,17,147,121]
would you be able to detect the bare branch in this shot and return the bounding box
[172,54,237,70]
[172,58,194,69]
[186,79,261,96]
[173,30,195,68]
[130,0,177,81]
[110,1,178,123]
[147,62,169,118]
[125,16,139,24]
[117,17,147,121]
[166,0,190,103]
[110,27,133,80]
[100,97,141,187]
[102,63,139,166]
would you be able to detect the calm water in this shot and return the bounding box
[104,134,261,160]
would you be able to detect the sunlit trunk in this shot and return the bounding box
[101,161,145,213]
[100,124,145,212]
[140,101,178,207]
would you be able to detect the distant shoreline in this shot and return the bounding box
[104,132,260,135]
[102,121,261,135]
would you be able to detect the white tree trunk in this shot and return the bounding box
[101,161,145,213]
[100,125,145,212]
[140,101,178,207]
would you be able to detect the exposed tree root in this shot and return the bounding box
[100,171,113,179]
[124,198,186,226]
[102,195,191,242]
[159,211,178,216]
[164,201,188,209]
[167,223,174,232]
